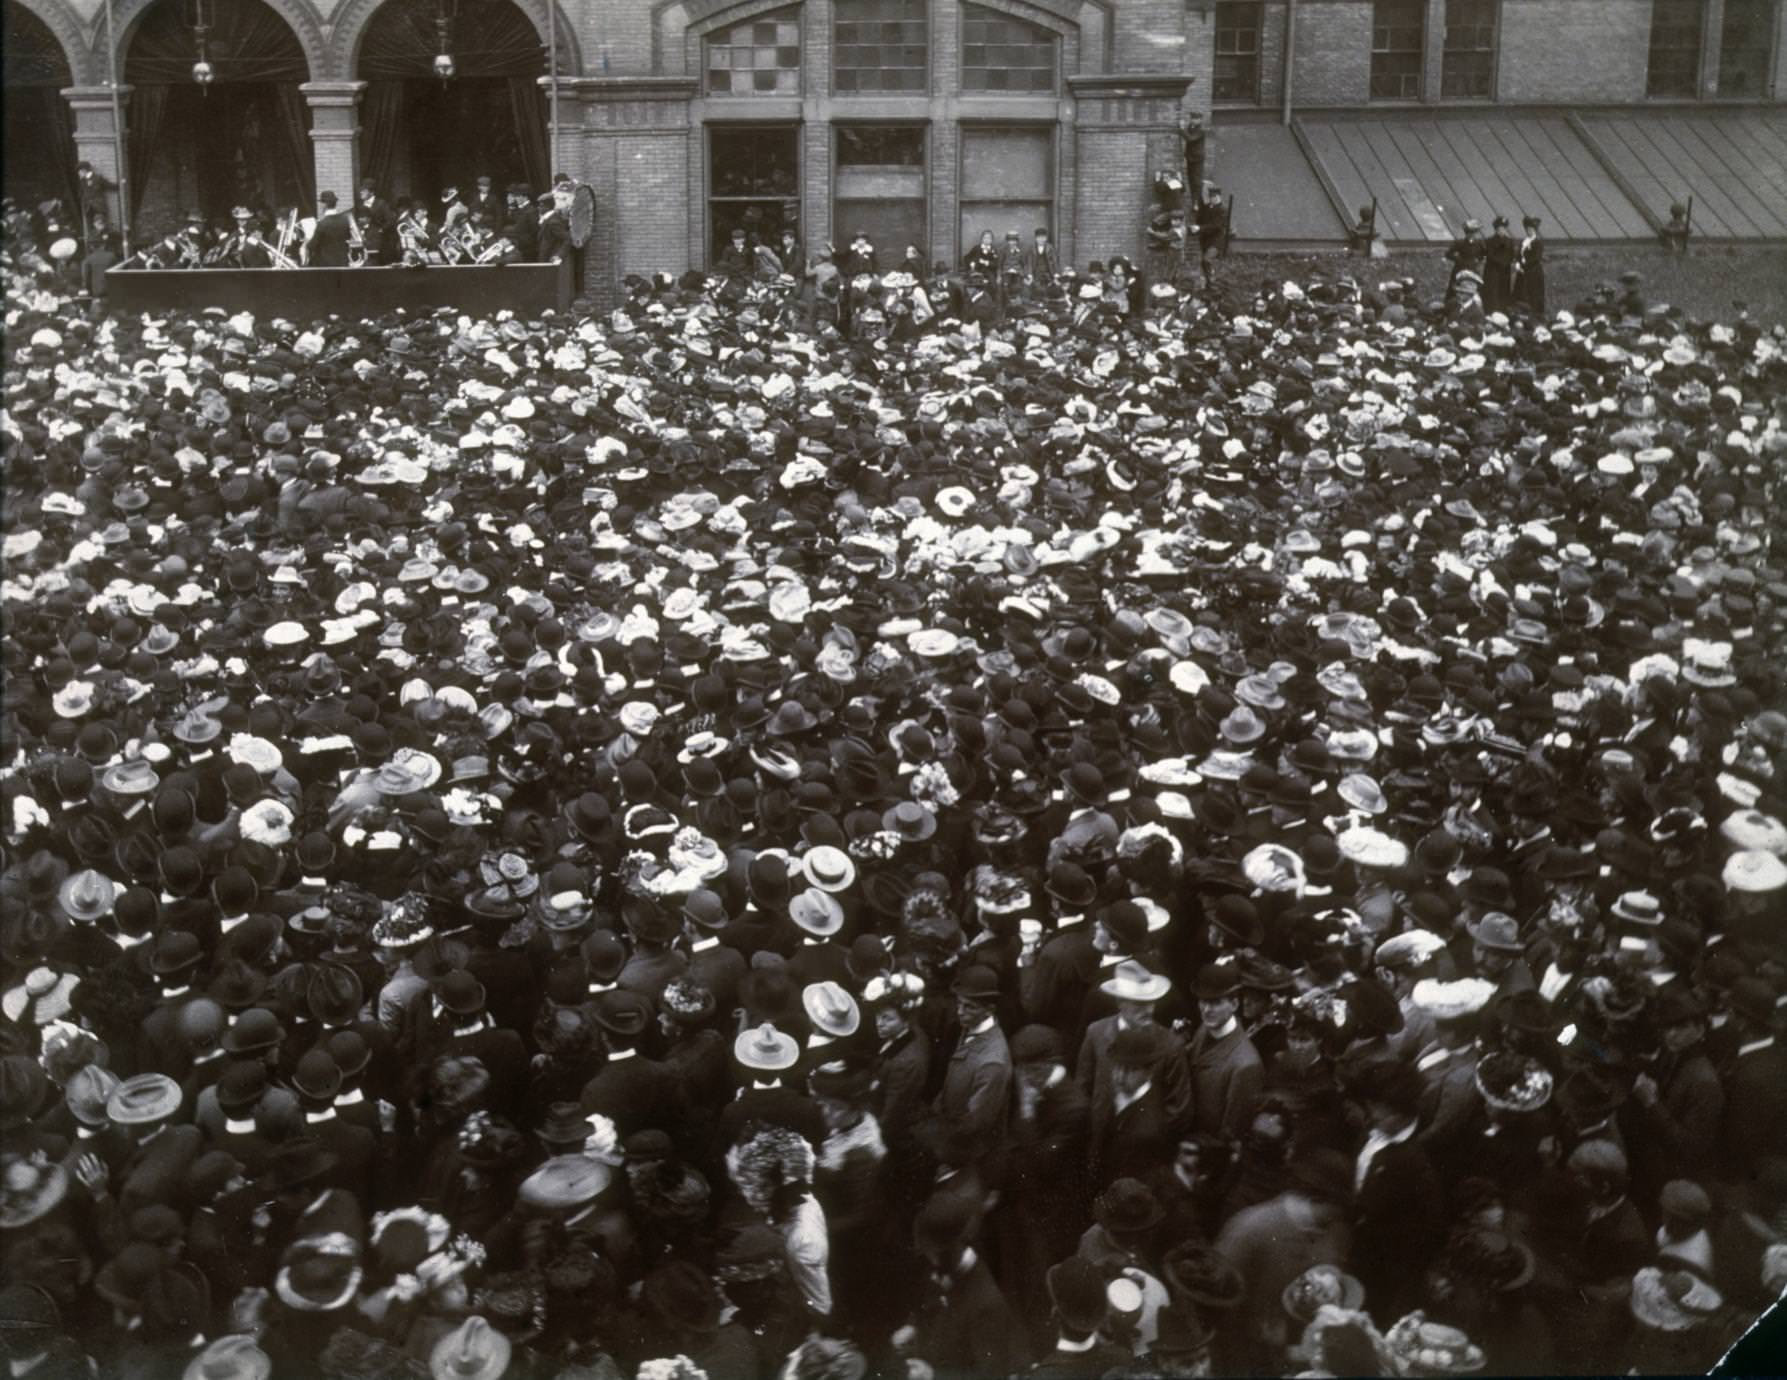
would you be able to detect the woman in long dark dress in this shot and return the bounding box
[1514,214,1546,316]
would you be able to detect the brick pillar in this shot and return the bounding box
[540,75,583,182]
[1067,74,1194,269]
[302,81,367,208]
[574,76,700,309]
[1423,0,1447,102]
[63,86,129,235]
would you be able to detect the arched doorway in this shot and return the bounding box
[123,0,315,234]
[356,0,549,207]
[3,1,79,214]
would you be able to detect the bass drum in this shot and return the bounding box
[568,183,597,249]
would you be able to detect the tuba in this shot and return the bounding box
[346,212,367,267]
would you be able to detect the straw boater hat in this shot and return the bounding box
[734,1023,799,1073]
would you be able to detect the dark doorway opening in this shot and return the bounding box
[3,1,79,215]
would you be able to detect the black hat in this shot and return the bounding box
[1046,1255,1109,1333]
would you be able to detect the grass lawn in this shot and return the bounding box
[1210,244,1787,327]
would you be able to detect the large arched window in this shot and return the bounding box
[960,4,1057,94]
[834,0,927,94]
[3,1,78,210]
[124,0,315,221]
[706,4,802,94]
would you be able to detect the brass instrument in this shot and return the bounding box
[257,229,301,271]
[346,211,367,267]
[398,210,436,266]
[475,235,515,265]
[273,209,300,267]
[439,224,472,265]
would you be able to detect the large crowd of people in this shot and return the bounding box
[1,206,1784,1380]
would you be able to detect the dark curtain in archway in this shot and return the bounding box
[358,0,548,202]
[124,0,315,222]
[3,1,80,211]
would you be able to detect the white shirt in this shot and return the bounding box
[1355,1117,1418,1189]
[1114,1079,1154,1117]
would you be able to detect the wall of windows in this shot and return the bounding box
[834,0,928,93]
[706,7,802,94]
[1718,0,1777,95]
[1648,0,1705,96]
[959,126,1052,253]
[834,124,928,257]
[1213,1,1263,102]
[1442,0,1497,98]
[960,3,1057,92]
[1371,0,1425,99]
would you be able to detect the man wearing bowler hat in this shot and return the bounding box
[1185,962,1263,1139]
[935,965,1013,1146]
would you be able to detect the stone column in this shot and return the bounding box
[301,81,367,207]
[1066,74,1194,268]
[62,86,129,233]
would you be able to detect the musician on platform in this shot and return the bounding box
[357,178,399,265]
[469,175,502,224]
[501,183,540,263]
[442,185,470,234]
[538,187,571,268]
[307,190,355,268]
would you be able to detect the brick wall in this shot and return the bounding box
[1292,0,1375,105]
[615,132,695,280]
[1498,0,1654,102]
[1110,0,1196,72]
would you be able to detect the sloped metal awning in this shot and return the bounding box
[1212,122,1348,244]
[1295,112,1655,243]
[1572,108,1787,240]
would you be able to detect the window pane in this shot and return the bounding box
[1371,0,1424,98]
[1648,0,1704,95]
[836,0,928,91]
[1719,0,1776,94]
[961,3,1056,93]
[706,5,802,96]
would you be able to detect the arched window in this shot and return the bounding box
[834,0,927,94]
[706,5,801,94]
[960,4,1057,94]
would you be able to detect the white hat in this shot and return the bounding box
[1411,978,1495,1020]
[1099,960,1171,1003]
[1723,850,1787,892]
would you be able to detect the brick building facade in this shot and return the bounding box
[8,0,1785,296]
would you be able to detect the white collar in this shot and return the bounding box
[968,1015,996,1037]
[1115,1079,1153,1113]
[335,1087,365,1106]
[161,984,190,999]
[607,1046,637,1062]
[451,1017,490,1036]
[1099,952,1126,968]
[219,913,247,933]
[1738,1035,1776,1057]
[690,935,719,953]
[1056,1334,1097,1354]
[305,1108,336,1124]
[750,1078,782,1090]
[224,1116,257,1135]
[1205,1016,1238,1040]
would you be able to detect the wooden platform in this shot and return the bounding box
[106,261,574,320]
[1572,108,1787,239]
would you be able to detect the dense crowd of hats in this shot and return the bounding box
[1,227,1785,1380]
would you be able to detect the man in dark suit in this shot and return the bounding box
[421,971,527,1118]
[1627,984,1724,1196]
[906,1193,1018,1380]
[1350,1060,1445,1320]
[1185,963,1263,1139]
[468,174,502,225]
[682,889,747,1018]
[580,989,687,1142]
[934,966,1012,1145]
[718,1022,825,1149]
[306,190,353,267]
[1028,1256,1130,1376]
[502,184,540,262]
[356,178,398,264]
[290,1049,375,1204]
[1078,960,1193,1148]
[1718,978,1787,1184]
[1090,1023,1182,1187]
